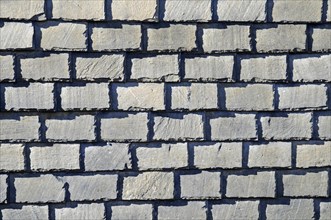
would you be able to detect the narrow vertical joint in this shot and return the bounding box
[164,83,172,111]
[178,53,185,81]
[322,0,328,22]
[306,25,313,52]
[249,25,257,53]
[79,144,85,171]
[311,112,319,140]
[24,144,31,171]
[273,84,279,110]
[147,112,155,141]
[86,23,93,52]
[95,113,101,142]
[255,114,263,141]
[313,199,320,220]
[242,142,249,168]
[291,142,296,168]
[141,24,148,51]
[286,55,293,82]
[206,200,213,220]
[39,115,47,142]
[105,0,112,20]
[266,0,274,22]
[211,0,218,21]
[196,25,204,52]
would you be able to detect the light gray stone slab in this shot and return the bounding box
[0,175,7,203]
[158,202,207,220]
[164,0,211,21]
[1,206,49,220]
[0,22,34,49]
[55,204,105,220]
[318,115,331,139]
[0,55,15,81]
[312,28,331,51]
[111,0,157,21]
[296,142,331,168]
[0,0,45,20]
[212,201,260,220]
[0,143,25,171]
[111,204,153,220]
[266,199,314,220]
[0,116,40,141]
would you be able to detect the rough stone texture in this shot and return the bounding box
[210,114,257,141]
[212,201,260,220]
[292,55,331,82]
[184,56,234,81]
[272,0,323,22]
[283,171,329,197]
[131,55,179,81]
[278,85,328,110]
[85,143,131,171]
[225,84,274,110]
[256,25,306,52]
[20,54,70,81]
[0,22,34,50]
[52,0,104,20]
[45,115,95,141]
[75,55,124,80]
[147,25,196,51]
[0,55,15,81]
[55,204,105,220]
[112,0,157,21]
[0,175,7,203]
[248,142,292,168]
[318,115,331,139]
[101,113,148,141]
[153,114,204,141]
[226,172,276,198]
[61,83,110,110]
[0,143,25,171]
[328,0,331,21]
[1,206,49,220]
[240,55,287,81]
[164,0,211,21]
[40,23,87,51]
[217,0,266,21]
[15,175,65,203]
[136,143,188,170]
[115,83,165,110]
[92,25,141,51]
[312,28,331,51]
[171,83,218,110]
[158,202,207,220]
[193,142,242,169]
[122,172,174,200]
[180,171,221,199]
[5,83,54,110]
[0,0,45,20]
[61,175,117,201]
[30,144,80,171]
[266,199,314,220]
[0,116,40,141]
[261,113,312,140]
[296,142,331,168]
[203,25,250,52]
[111,204,153,220]
[320,202,331,220]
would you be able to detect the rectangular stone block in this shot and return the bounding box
[212,201,260,220]
[122,172,174,200]
[52,0,104,20]
[266,199,314,220]
[147,25,196,51]
[0,55,15,81]
[61,175,117,201]
[226,172,276,198]
[75,55,124,81]
[283,171,328,197]
[15,175,65,203]
[0,175,7,203]
[136,143,188,170]
[101,113,148,141]
[1,206,48,220]
[184,56,234,81]
[240,55,287,82]
[320,202,331,220]
[171,83,218,110]
[0,0,45,20]
[248,142,292,168]
[256,25,306,52]
[111,204,153,220]
[111,0,157,21]
[55,204,105,220]
[158,202,206,220]
[292,55,331,82]
[296,142,331,168]
[40,22,87,51]
[153,114,204,141]
[0,116,40,141]
[210,114,257,141]
[20,54,70,81]
[225,84,274,110]
[0,143,25,171]
[131,55,179,81]
[180,171,221,199]
[203,25,250,52]
[61,83,110,110]
[5,83,54,110]
[45,115,95,141]
[312,28,331,51]
[164,0,211,21]
[114,83,165,110]
[193,142,242,169]
[92,25,141,51]
[0,22,34,50]
[30,144,80,171]
[278,85,328,110]
[84,143,131,171]
[318,115,331,139]
[261,113,312,140]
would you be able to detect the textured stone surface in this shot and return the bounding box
[136,143,188,170]
[30,144,80,171]
[1,206,49,220]
[55,204,105,220]
[318,115,331,139]
[226,172,276,198]
[131,55,179,81]
[122,172,174,200]
[164,0,211,21]
[203,25,250,52]
[153,114,204,141]
[111,204,153,220]
[266,199,314,220]
[212,201,260,220]
[296,142,331,168]
[85,143,131,171]
[0,143,25,171]
[0,0,45,20]
[312,28,331,51]
[0,22,34,49]
[158,202,207,220]
[0,175,7,203]
[111,0,157,21]
[0,116,40,141]
[0,55,14,81]
[320,202,331,220]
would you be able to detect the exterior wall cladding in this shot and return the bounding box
[0,0,330,219]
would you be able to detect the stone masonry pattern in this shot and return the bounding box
[0,0,330,219]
